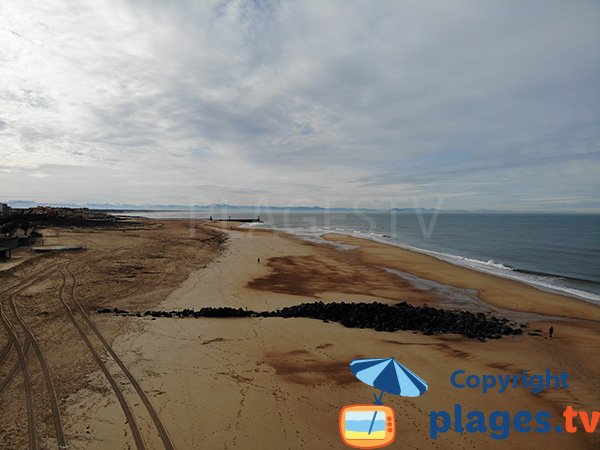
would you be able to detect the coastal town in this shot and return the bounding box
[0,205,115,260]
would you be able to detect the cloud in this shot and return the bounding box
[0,0,599,210]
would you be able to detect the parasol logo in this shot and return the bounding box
[339,357,428,449]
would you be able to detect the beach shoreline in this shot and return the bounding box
[2,220,598,449]
[138,221,598,449]
[318,232,600,321]
[235,212,600,305]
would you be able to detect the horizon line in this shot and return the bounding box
[3,200,599,215]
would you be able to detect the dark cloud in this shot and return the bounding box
[1,0,598,210]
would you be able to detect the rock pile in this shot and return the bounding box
[262,301,523,341]
[98,301,524,342]
[97,306,252,319]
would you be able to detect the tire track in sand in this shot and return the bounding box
[0,336,31,393]
[0,301,37,450]
[64,264,175,450]
[0,263,67,450]
[58,265,147,450]
[7,270,68,449]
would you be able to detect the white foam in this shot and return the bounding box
[245,221,600,305]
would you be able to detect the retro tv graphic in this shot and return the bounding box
[339,405,396,448]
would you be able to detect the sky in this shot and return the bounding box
[1,0,599,211]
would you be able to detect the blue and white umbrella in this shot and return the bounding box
[350,357,428,435]
[350,357,428,403]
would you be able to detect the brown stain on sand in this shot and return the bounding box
[287,349,310,356]
[201,337,228,345]
[266,350,359,387]
[246,254,415,299]
[382,339,472,359]
[316,343,334,349]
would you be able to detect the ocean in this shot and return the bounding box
[122,210,600,303]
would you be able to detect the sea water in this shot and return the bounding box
[123,210,600,303]
[343,410,386,439]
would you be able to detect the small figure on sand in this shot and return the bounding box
[257,258,261,263]
[549,326,554,338]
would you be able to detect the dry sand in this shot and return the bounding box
[2,221,599,449]
[0,220,223,449]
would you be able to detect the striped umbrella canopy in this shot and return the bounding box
[350,357,428,400]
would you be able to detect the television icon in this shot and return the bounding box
[339,404,396,449]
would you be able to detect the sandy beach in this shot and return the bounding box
[4,2,598,449]
[1,220,598,449]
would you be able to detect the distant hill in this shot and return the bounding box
[3,200,593,214]
[5,200,379,211]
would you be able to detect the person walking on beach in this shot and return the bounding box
[549,326,554,338]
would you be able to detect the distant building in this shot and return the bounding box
[0,203,12,218]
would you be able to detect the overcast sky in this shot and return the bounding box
[1,0,599,211]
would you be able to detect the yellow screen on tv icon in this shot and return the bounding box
[339,405,395,449]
